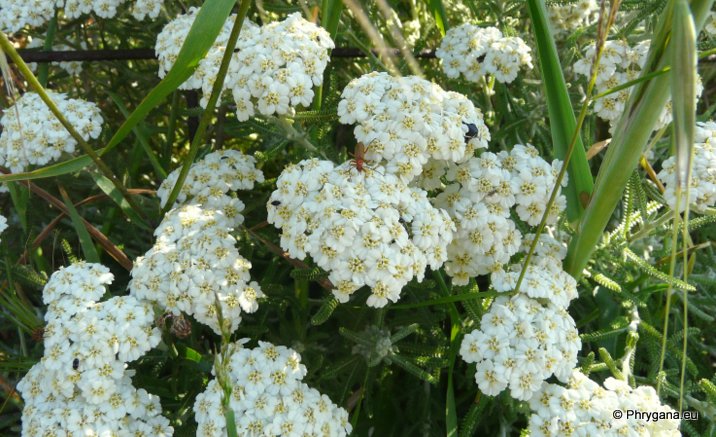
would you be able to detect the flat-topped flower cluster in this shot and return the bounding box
[658,120,716,212]
[338,72,490,182]
[194,341,351,437]
[528,369,681,436]
[133,150,265,335]
[157,11,334,116]
[268,159,454,307]
[460,235,581,401]
[157,149,264,226]
[437,24,533,84]
[0,0,164,33]
[574,39,703,131]
[432,144,567,284]
[17,263,172,437]
[0,92,102,173]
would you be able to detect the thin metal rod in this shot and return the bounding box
[14,47,436,63]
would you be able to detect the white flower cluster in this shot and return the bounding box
[226,12,335,121]
[195,341,351,437]
[267,159,455,307]
[338,72,490,182]
[155,8,257,101]
[63,0,163,20]
[1,0,162,32]
[156,150,264,226]
[574,39,703,131]
[547,0,599,34]
[658,120,716,212]
[130,0,163,20]
[0,92,103,173]
[436,24,533,84]
[17,262,172,437]
[27,37,84,76]
[0,0,56,33]
[430,144,566,284]
[528,369,680,436]
[130,204,264,335]
[460,236,580,401]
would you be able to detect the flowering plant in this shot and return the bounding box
[1,0,715,436]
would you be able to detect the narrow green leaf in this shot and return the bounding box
[91,173,151,231]
[426,0,449,36]
[0,0,237,184]
[59,187,100,263]
[527,0,594,221]
[0,155,94,183]
[672,0,697,194]
[565,0,716,277]
[321,0,343,39]
[6,182,29,232]
[107,91,168,179]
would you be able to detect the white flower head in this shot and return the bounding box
[268,158,455,307]
[17,262,172,436]
[194,341,351,437]
[436,24,533,84]
[0,92,103,173]
[338,72,490,182]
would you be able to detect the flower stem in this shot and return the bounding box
[0,30,145,218]
[161,0,253,214]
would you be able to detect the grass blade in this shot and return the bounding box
[321,0,343,38]
[527,0,594,222]
[564,0,715,277]
[161,0,253,213]
[59,186,100,263]
[426,0,449,36]
[91,173,151,231]
[107,91,168,180]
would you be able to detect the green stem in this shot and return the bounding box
[161,0,253,214]
[164,91,180,170]
[37,15,57,87]
[516,0,620,292]
[273,116,324,157]
[564,0,715,278]
[0,30,144,217]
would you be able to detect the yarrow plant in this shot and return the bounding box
[130,204,264,335]
[3,1,716,436]
[436,24,533,84]
[338,72,489,181]
[267,158,454,306]
[16,263,172,436]
[0,91,102,172]
[156,149,264,225]
[527,369,681,436]
[432,144,567,284]
[574,38,703,131]
[225,12,335,120]
[459,235,581,401]
[547,0,600,34]
[0,0,164,32]
[194,341,351,436]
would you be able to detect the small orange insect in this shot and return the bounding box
[351,142,368,172]
[349,141,383,175]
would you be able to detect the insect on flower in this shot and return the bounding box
[463,122,479,144]
[350,142,369,172]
